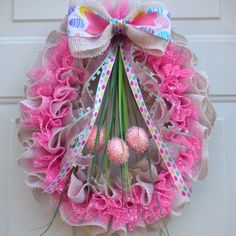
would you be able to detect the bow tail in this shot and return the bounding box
[120,44,191,200]
[45,45,118,193]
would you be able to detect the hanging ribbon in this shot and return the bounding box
[45,0,191,200]
[45,45,118,192]
[120,44,191,199]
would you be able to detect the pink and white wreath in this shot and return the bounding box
[17,1,216,235]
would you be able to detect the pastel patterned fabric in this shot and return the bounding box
[67,0,172,58]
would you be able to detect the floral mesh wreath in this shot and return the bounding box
[17,2,216,236]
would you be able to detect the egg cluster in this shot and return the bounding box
[87,126,149,165]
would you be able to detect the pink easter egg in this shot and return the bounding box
[107,138,129,165]
[87,126,105,152]
[125,126,149,153]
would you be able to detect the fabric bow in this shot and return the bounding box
[67,0,171,58]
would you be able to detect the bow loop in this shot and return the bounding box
[67,0,172,58]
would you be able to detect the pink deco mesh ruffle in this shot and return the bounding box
[17,13,216,236]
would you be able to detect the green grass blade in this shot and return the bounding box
[146,150,170,236]
[118,50,124,139]
[40,167,75,236]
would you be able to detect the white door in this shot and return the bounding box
[0,0,235,235]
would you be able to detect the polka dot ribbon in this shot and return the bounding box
[45,45,118,193]
[120,44,191,200]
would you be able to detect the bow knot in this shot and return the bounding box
[67,0,172,58]
[112,18,125,35]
